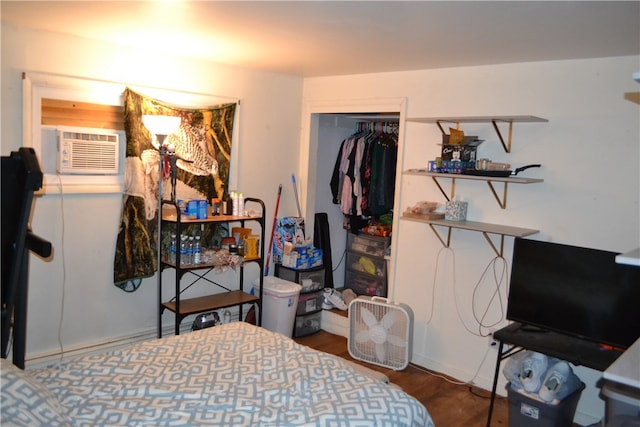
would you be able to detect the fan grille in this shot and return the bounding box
[348,298,413,370]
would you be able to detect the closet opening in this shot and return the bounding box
[311,112,400,298]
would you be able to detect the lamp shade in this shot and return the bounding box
[142,114,181,136]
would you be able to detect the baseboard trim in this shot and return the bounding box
[25,324,192,369]
[321,309,349,338]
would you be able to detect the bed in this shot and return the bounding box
[1,322,434,426]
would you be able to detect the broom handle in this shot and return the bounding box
[265,184,282,276]
[292,174,303,218]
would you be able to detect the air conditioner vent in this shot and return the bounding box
[57,129,120,175]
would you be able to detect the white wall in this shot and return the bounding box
[302,56,640,424]
[1,23,303,360]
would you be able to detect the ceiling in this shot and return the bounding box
[2,1,639,77]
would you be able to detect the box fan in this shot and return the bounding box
[348,296,414,370]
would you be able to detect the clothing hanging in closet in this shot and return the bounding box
[330,122,398,220]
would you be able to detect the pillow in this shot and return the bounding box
[1,359,73,427]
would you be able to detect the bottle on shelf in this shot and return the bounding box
[211,198,220,216]
[179,234,188,266]
[238,192,245,216]
[187,236,194,265]
[232,191,239,216]
[223,192,233,215]
[193,235,202,265]
[169,234,177,264]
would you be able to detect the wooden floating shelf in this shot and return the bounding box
[406,115,548,124]
[406,115,548,153]
[401,216,538,237]
[404,170,543,184]
[404,169,543,209]
[401,215,539,257]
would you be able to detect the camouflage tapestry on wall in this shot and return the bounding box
[113,88,236,291]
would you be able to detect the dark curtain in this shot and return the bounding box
[113,88,236,291]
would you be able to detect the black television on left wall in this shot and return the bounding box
[507,237,640,349]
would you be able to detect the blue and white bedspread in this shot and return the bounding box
[2,322,434,426]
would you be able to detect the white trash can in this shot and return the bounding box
[253,276,301,337]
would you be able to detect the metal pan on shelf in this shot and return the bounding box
[463,164,541,177]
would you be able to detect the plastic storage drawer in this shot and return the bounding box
[345,270,386,296]
[293,311,322,337]
[296,290,323,315]
[346,252,386,278]
[347,233,388,257]
[275,265,325,293]
[506,382,585,427]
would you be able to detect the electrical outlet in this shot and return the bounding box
[487,330,498,349]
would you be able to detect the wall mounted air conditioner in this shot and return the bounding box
[57,127,120,175]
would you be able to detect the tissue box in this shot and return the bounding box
[283,252,309,269]
[282,245,323,269]
[445,201,468,221]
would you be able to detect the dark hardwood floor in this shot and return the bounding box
[294,329,511,427]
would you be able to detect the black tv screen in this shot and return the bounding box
[507,238,640,349]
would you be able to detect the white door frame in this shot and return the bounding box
[298,97,407,299]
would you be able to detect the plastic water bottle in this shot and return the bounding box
[179,234,188,266]
[193,235,201,264]
[237,192,245,216]
[232,191,239,216]
[187,236,194,265]
[169,234,177,264]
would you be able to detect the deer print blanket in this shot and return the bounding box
[113,88,236,291]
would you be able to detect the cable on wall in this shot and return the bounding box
[55,174,67,361]
[424,245,455,325]
[425,242,508,336]
[421,245,507,386]
[471,255,508,336]
[453,254,508,338]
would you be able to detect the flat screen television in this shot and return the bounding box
[507,238,640,349]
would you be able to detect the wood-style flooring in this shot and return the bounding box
[294,329,511,427]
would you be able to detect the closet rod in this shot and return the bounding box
[331,112,399,121]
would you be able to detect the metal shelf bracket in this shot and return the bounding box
[429,223,452,248]
[431,176,454,201]
[482,232,506,257]
[428,225,506,257]
[431,175,511,209]
[491,119,514,153]
[486,181,509,209]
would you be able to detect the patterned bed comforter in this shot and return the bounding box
[2,322,434,426]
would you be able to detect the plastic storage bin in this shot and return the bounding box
[296,290,323,315]
[293,311,322,337]
[274,265,325,292]
[345,232,390,297]
[254,276,301,337]
[507,382,585,427]
[348,233,388,257]
[345,270,386,296]
[601,381,640,425]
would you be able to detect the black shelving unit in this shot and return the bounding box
[158,197,265,337]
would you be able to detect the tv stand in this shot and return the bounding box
[486,322,625,427]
